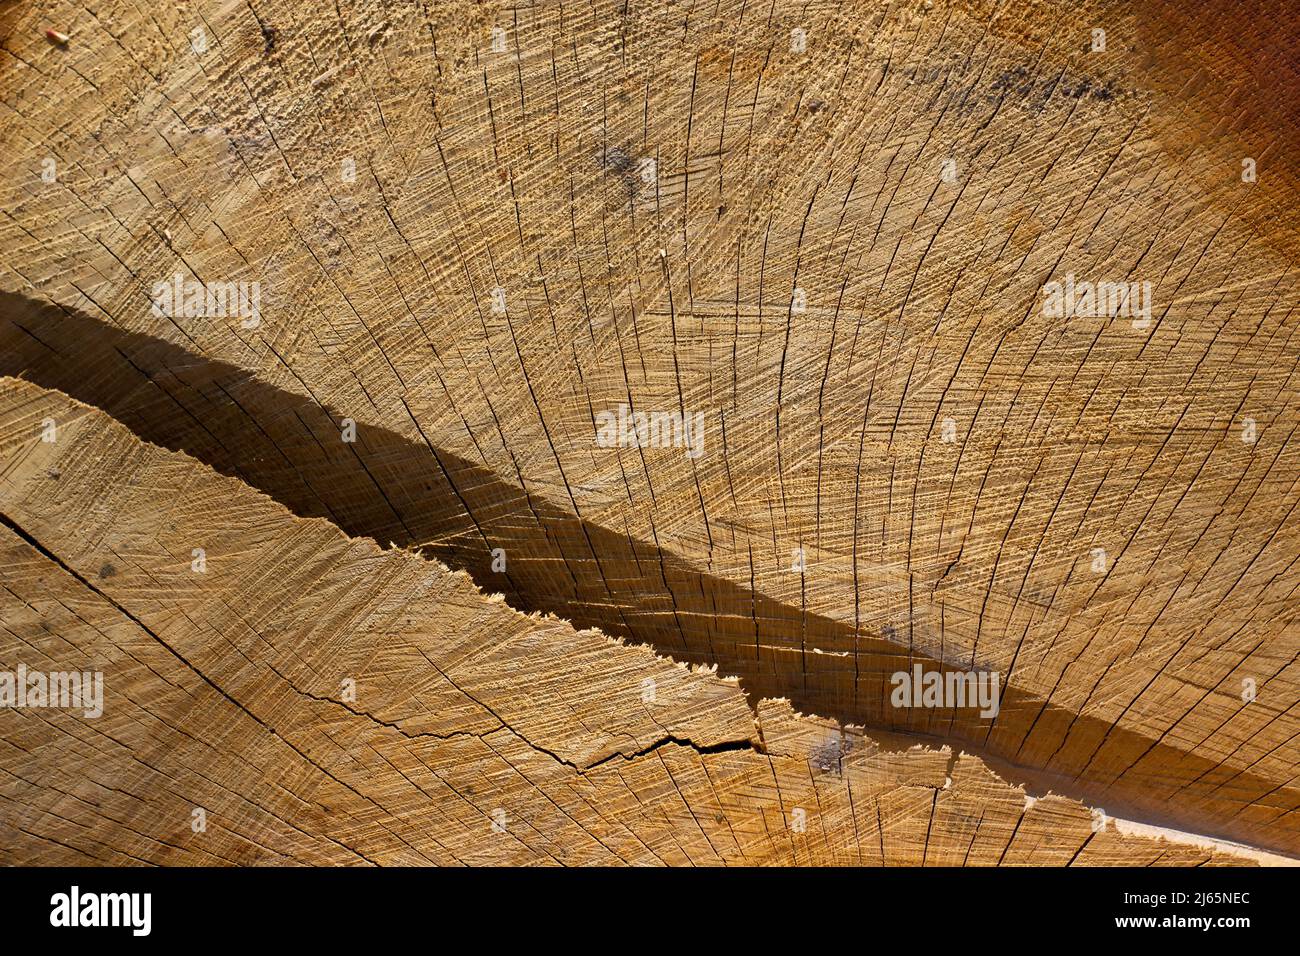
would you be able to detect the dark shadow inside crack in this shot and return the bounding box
[0,289,1293,856]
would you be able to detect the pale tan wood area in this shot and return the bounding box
[0,377,1280,864]
[0,0,1297,862]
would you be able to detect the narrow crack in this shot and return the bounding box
[0,509,385,867]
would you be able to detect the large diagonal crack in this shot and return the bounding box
[1,289,1295,856]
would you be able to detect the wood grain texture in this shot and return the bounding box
[0,0,1296,863]
[0,376,1281,865]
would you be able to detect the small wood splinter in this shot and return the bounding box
[45,29,71,46]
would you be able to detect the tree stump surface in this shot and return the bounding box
[0,0,1296,864]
